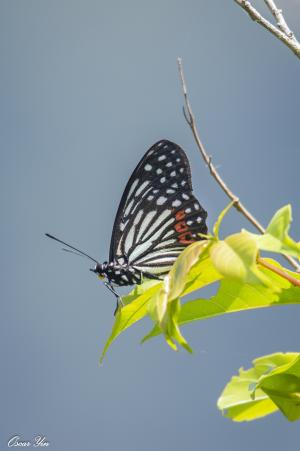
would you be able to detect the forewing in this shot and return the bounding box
[109,139,207,274]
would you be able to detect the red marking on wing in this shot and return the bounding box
[178,232,195,245]
[175,221,189,233]
[174,209,195,244]
[175,210,186,221]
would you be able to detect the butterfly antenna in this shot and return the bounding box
[45,233,99,264]
[62,248,85,258]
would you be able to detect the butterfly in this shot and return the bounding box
[46,139,207,308]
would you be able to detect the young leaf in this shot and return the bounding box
[217,353,300,422]
[167,240,210,301]
[163,298,193,353]
[213,201,235,239]
[146,240,210,352]
[209,232,258,282]
[178,249,222,297]
[246,205,300,259]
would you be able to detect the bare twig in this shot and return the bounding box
[234,0,300,58]
[177,57,300,272]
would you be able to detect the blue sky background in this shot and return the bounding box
[1,1,299,450]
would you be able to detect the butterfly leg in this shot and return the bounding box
[104,282,124,315]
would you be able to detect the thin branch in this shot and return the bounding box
[264,0,295,38]
[258,257,300,287]
[177,57,300,273]
[234,0,300,59]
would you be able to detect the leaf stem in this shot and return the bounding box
[257,257,300,287]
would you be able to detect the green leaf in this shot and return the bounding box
[255,354,300,421]
[144,240,215,351]
[179,248,223,297]
[217,353,300,422]
[163,298,193,353]
[209,232,258,282]
[167,240,211,301]
[246,205,300,259]
[142,258,300,342]
[99,280,161,363]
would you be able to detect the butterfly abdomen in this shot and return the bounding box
[98,261,142,286]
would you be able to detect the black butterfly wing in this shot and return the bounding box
[109,139,207,275]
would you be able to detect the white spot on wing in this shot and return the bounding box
[160,177,166,183]
[172,199,181,207]
[145,164,152,171]
[170,171,176,177]
[157,196,167,205]
[158,155,166,161]
[156,168,162,175]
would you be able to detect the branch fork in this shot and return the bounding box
[234,0,300,58]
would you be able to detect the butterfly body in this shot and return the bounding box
[93,261,144,286]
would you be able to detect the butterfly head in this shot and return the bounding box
[90,262,106,280]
